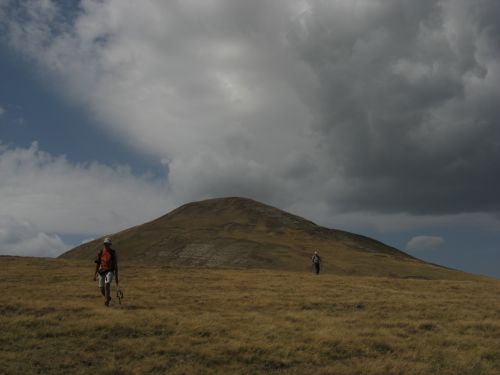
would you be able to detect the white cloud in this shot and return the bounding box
[0,105,5,116]
[80,237,95,245]
[0,142,170,238]
[0,0,321,206]
[0,215,68,257]
[406,236,445,252]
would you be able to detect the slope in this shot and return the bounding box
[60,197,469,279]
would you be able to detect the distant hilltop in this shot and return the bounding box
[61,197,470,279]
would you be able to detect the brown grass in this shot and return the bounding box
[1,256,499,374]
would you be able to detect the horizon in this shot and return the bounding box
[0,1,499,278]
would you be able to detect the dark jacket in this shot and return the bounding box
[312,254,321,264]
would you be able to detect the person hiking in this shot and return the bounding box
[93,237,119,306]
[311,251,322,275]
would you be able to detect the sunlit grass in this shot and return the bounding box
[1,256,499,374]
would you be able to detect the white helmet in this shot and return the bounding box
[103,237,112,245]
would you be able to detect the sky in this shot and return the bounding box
[0,0,499,277]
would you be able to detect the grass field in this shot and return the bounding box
[1,256,500,374]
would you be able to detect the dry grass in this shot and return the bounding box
[1,256,499,374]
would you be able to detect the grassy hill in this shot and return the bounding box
[61,197,469,279]
[1,256,499,375]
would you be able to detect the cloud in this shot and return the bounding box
[1,0,500,236]
[0,142,170,239]
[289,0,500,215]
[0,105,5,116]
[406,235,445,252]
[0,0,324,206]
[80,237,95,245]
[0,215,68,257]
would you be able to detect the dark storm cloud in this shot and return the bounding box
[288,0,500,214]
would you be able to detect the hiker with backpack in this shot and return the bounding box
[311,251,322,275]
[93,238,119,306]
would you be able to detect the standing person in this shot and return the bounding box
[93,238,119,306]
[311,251,322,275]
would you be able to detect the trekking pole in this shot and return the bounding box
[116,283,124,304]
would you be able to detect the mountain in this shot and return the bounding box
[60,197,468,279]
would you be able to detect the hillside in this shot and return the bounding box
[1,256,499,374]
[61,197,468,279]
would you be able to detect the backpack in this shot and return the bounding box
[95,248,116,272]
